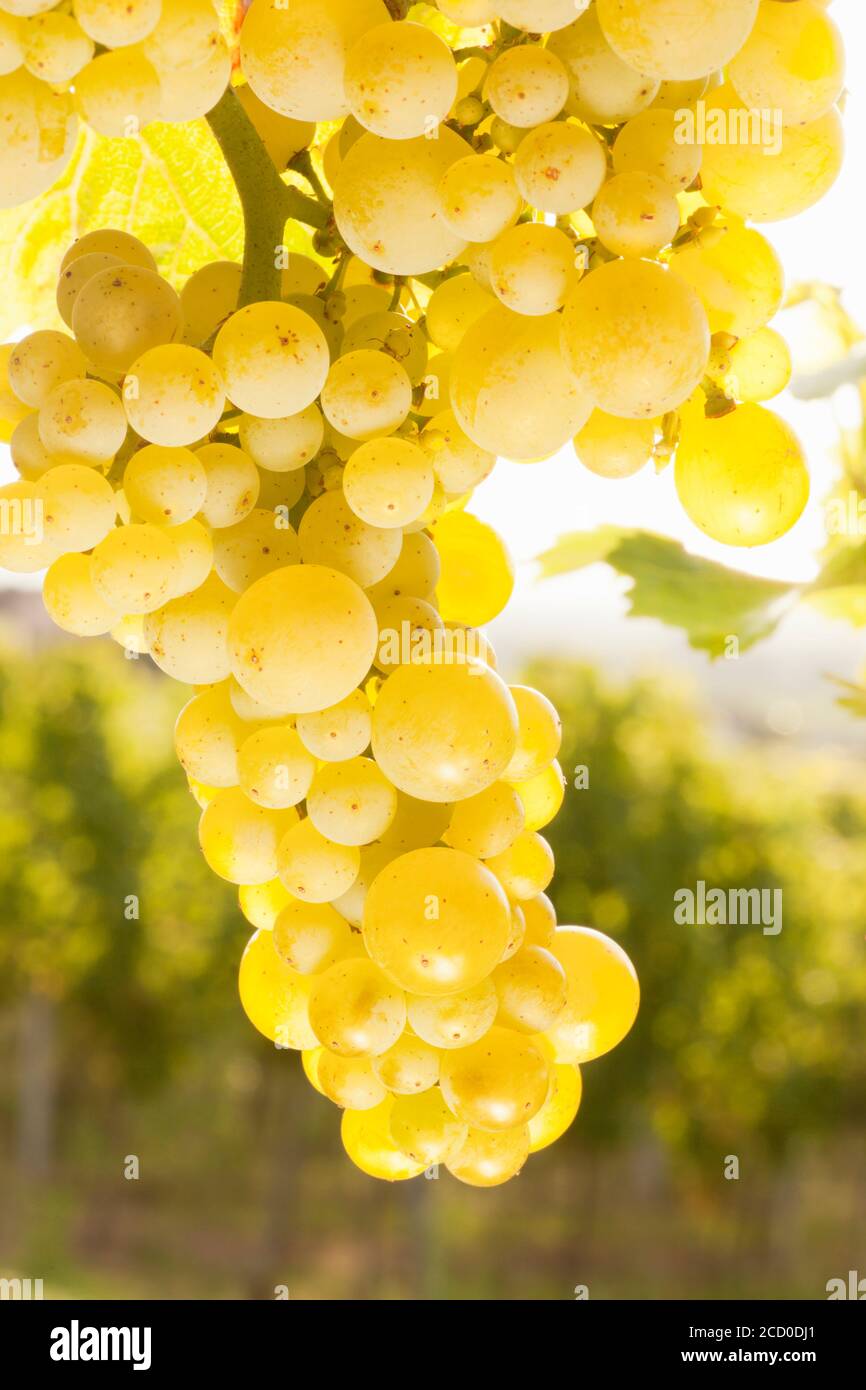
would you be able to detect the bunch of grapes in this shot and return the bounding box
[0,0,233,205]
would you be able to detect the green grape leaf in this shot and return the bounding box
[538,528,796,657]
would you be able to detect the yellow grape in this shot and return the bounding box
[522,892,557,949]
[42,552,116,637]
[489,223,578,317]
[650,75,708,110]
[503,903,527,962]
[367,531,440,603]
[301,1046,326,1094]
[444,781,525,860]
[331,842,396,929]
[494,945,567,1033]
[548,9,659,126]
[674,403,809,547]
[213,302,329,419]
[342,311,429,387]
[341,1098,426,1181]
[238,405,324,474]
[372,659,518,803]
[110,614,149,659]
[438,156,521,246]
[528,1063,582,1153]
[307,756,397,847]
[0,70,77,209]
[240,0,389,122]
[345,19,457,140]
[74,49,161,137]
[60,228,156,273]
[415,351,453,420]
[180,261,242,346]
[497,0,584,30]
[486,830,555,902]
[562,260,710,420]
[277,816,361,904]
[167,518,214,597]
[407,981,498,1051]
[123,444,207,525]
[238,928,317,1050]
[425,275,495,355]
[72,266,182,376]
[90,523,179,614]
[10,414,65,482]
[309,957,405,1057]
[73,0,162,48]
[212,510,300,593]
[373,1033,440,1095]
[452,305,592,461]
[144,573,236,684]
[57,253,130,329]
[374,595,444,675]
[596,0,759,80]
[362,846,511,995]
[439,1026,550,1131]
[299,491,402,588]
[157,39,231,123]
[39,463,116,552]
[728,0,844,126]
[7,330,87,409]
[0,12,24,75]
[317,1053,387,1111]
[175,684,247,788]
[0,345,33,442]
[343,438,434,529]
[239,878,294,933]
[612,108,702,192]
[321,349,412,441]
[505,686,562,782]
[699,84,844,224]
[513,120,607,216]
[39,378,127,465]
[200,787,298,886]
[670,221,784,340]
[273,899,358,974]
[421,410,494,495]
[235,84,315,172]
[296,689,372,763]
[333,128,472,276]
[375,792,453,855]
[727,329,792,404]
[195,443,259,530]
[0,480,60,573]
[445,1124,530,1187]
[592,171,680,259]
[390,1089,468,1166]
[124,345,225,447]
[238,726,315,810]
[486,45,569,128]
[546,925,640,1064]
[573,410,656,480]
[510,760,566,833]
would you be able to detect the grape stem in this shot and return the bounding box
[206,87,330,307]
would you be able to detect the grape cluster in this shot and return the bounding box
[0,0,232,205]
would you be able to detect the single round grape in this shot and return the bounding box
[341,1097,426,1180]
[363,846,511,995]
[699,83,844,224]
[200,787,298,886]
[321,349,411,442]
[486,45,569,128]
[309,957,405,1057]
[373,659,517,804]
[425,276,495,356]
[421,411,494,495]
[612,108,702,192]
[0,70,77,209]
[144,572,235,684]
[439,1026,550,1131]
[373,1034,440,1095]
[433,510,514,629]
[596,0,759,80]
[74,48,161,137]
[546,925,640,1064]
[523,892,557,949]
[273,899,358,975]
[296,690,372,763]
[73,265,182,377]
[213,509,300,593]
[510,760,566,833]
[486,830,555,902]
[574,410,656,480]
[59,253,129,334]
[489,223,577,318]
[729,0,844,127]
[175,685,247,789]
[141,0,221,67]
[445,782,525,861]
[8,331,87,412]
[0,480,61,573]
[670,221,784,340]
[307,757,397,848]
[593,171,680,259]
[299,491,402,589]
[110,614,150,659]
[528,1063,582,1153]
[73,0,162,47]
[239,878,295,933]
[367,531,440,603]
[343,438,434,530]
[342,312,429,387]
[196,442,260,529]
[334,127,472,276]
[39,463,117,553]
[157,39,231,123]
[513,120,607,216]
[438,155,521,246]
[91,522,179,614]
[277,817,361,903]
[674,403,809,548]
[238,928,317,1050]
[10,414,65,482]
[494,945,567,1034]
[318,1053,388,1111]
[548,9,659,127]
[505,686,563,782]
[60,228,156,274]
[180,261,242,347]
[239,405,324,475]
[39,378,127,465]
[42,552,116,637]
[238,725,315,810]
[408,981,498,1051]
[345,19,457,140]
[123,444,207,525]
[124,344,225,447]
[562,260,710,420]
[230,564,377,714]
[445,1124,530,1187]
[240,0,389,122]
[727,329,792,404]
[168,517,213,598]
[213,302,329,419]
[390,1089,468,1166]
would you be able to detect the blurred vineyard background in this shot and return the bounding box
[1,591,865,1301]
